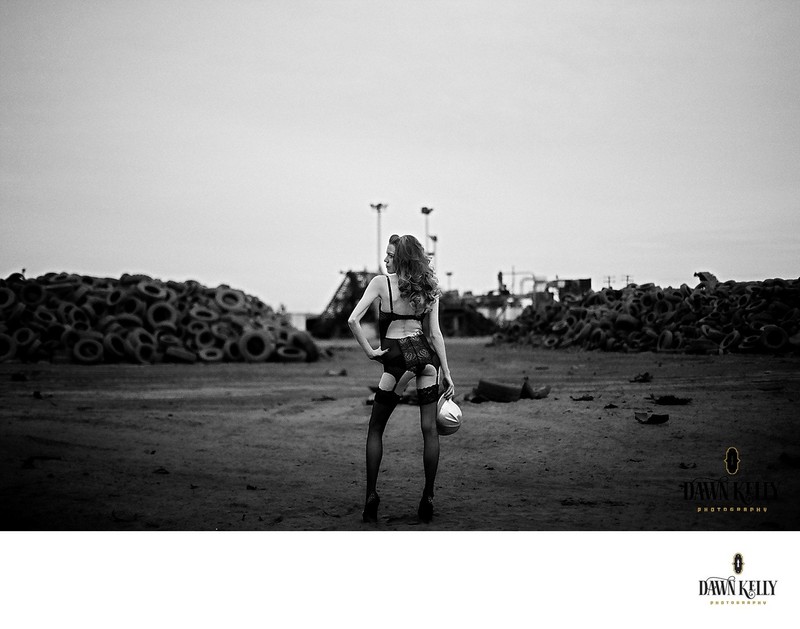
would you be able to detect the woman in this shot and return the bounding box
[348,234,455,524]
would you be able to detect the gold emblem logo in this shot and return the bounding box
[724,446,740,475]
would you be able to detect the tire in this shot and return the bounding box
[156,333,182,348]
[275,326,292,346]
[185,320,210,335]
[760,325,789,352]
[614,314,639,329]
[738,335,761,353]
[60,327,81,349]
[589,328,606,348]
[127,328,157,349]
[19,338,43,360]
[114,313,144,328]
[551,320,570,335]
[289,330,319,362]
[120,273,152,286]
[719,330,741,353]
[126,340,156,364]
[211,322,236,341]
[194,329,217,349]
[81,297,106,321]
[239,330,275,362]
[654,300,674,317]
[73,338,104,364]
[543,335,560,349]
[223,338,243,361]
[103,333,128,361]
[12,327,38,349]
[0,333,17,362]
[118,296,146,318]
[136,280,167,302]
[19,281,46,307]
[165,346,198,363]
[685,338,719,354]
[146,302,179,330]
[574,322,593,343]
[0,287,16,310]
[7,302,27,324]
[79,329,104,342]
[657,329,674,352]
[198,347,225,362]
[476,378,522,403]
[214,287,247,313]
[189,305,220,323]
[274,346,307,363]
[700,325,725,342]
[45,322,67,342]
[106,288,129,308]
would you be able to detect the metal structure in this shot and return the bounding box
[307,270,377,338]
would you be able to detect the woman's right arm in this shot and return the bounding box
[425,298,455,399]
[347,276,388,361]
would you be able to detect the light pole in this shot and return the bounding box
[446,271,452,292]
[421,207,433,255]
[370,203,387,273]
[429,234,437,267]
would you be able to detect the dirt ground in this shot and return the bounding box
[1,338,798,531]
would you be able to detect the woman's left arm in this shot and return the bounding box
[425,299,455,399]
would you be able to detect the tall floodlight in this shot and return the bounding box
[429,234,438,267]
[421,207,434,255]
[446,271,453,292]
[370,203,387,273]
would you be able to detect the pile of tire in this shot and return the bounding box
[0,272,320,365]
[495,276,800,355]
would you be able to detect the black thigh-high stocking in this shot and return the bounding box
[419,401,439,497]
[417,380,440,498]
[365,388,399,499]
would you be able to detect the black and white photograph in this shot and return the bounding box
[1,0,797,624]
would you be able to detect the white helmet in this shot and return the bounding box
[436,395,462,436]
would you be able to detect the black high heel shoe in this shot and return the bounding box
[417,493,434,523]
[362,492,380,523]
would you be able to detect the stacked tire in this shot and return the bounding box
[497,276,800,355]
[0,272,320,364]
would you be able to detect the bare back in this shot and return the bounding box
[381,274,425,339]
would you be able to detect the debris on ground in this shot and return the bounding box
[634,411,669,424]
[630,372,653,383]
[570,394,594,402]
[465,378,552,403]
[521,378,551,399]
[312,395,336,402]
[649,394,691,405]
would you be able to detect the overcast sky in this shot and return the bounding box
[2,0,798,313]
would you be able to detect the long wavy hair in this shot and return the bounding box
[388,234,441,314]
